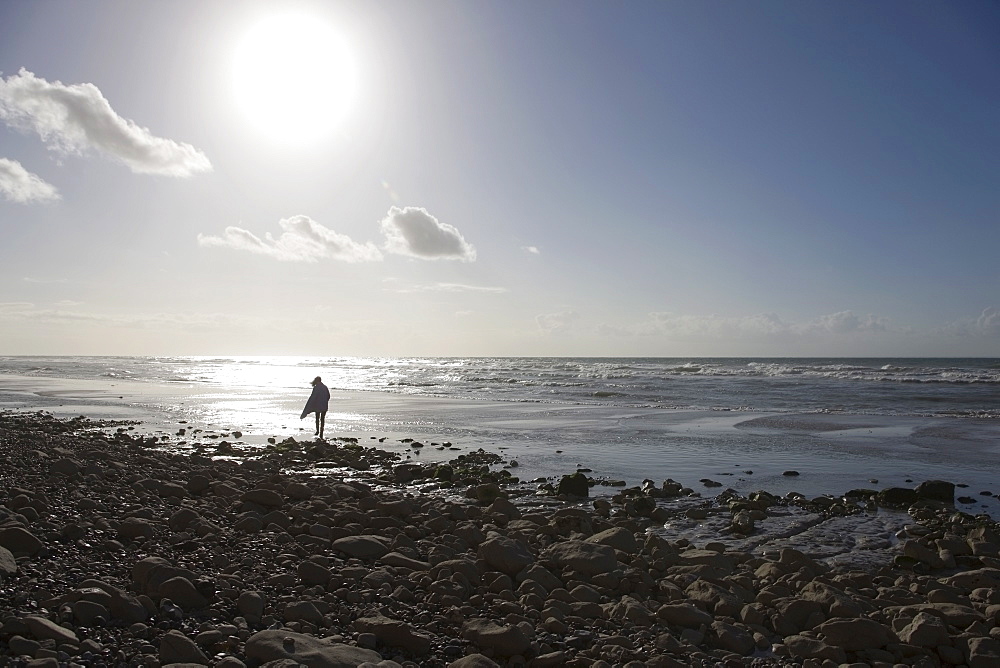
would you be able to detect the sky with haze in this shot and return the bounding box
[0,0,998,357]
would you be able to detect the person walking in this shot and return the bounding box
[300,376,330,439]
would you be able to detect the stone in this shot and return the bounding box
[447,655,500,668]
[168,508,201,532]
[72,600,110,626]
[877,487,919,507]
[585,527,639,554]
[710,620,754,655]
[297,561,332,585]
[0,527,43,556]
[378,552,431,571]
[245,630,382,667]
[283,600,325,625]
[332,535,389,560]
[51,457,80,475]
[915,479,955,503]
[158,576,208,610]
[0,545,16,575]
[461,619,530,657]
[160,630,210,665]
[237,591,265,621]
[352,614,432,655]
[118,517,155,540]
[23,616,78,644]
[242,488,284,508]
[898,611,950,648]
[962,636,1000,668]
[77,578,149,624]
[655,603,713,628]
[478,536,534,576]
[542,539,617,576]
[557,472,589,497]
[816,617,895,651]
[782,635,847,664]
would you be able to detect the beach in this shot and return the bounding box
[3,409,1000,667]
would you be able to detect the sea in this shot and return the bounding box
[1,356,999,522]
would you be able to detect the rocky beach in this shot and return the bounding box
[3,410,1000,668]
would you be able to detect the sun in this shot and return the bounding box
[232,12,358,144]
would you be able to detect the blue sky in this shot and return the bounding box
[0,0,997,356]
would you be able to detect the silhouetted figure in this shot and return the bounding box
[300,376,330,439]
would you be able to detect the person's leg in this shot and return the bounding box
[318,411,326,439]
[314,412,320,435]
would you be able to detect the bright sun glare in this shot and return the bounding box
[233,13,357,144]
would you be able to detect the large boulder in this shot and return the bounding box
[542,539,617,576]
[160,630,209,665]
[585,527,639,554]
[816,617,895,651]
[477,536,534,576]
[245,630,382,667]
[332,536,388,560]
[0,527,43,557]
[461,619,530,658]
[352,614,432,655]
[915,479,955,503]
[556,472,589,497]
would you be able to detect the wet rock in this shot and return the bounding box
[916,479,955,503]
[557,472,589,497]
[878,487,919,507]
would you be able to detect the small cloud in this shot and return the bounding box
[388,282,507,294]
[198,215,382,263]
[380,206,476,261]
[22,276,68,284]
[0,157,59,203]
[600,310,891,339]
[522,246,541,255]
[804,310,889,334]
[945,307,1000,338]
[536,310,579,334]
[0,68,211,177]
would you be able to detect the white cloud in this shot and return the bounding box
[198,215,382,263]
[0,68,211,177]
[944,307,1000,338]
[599,310,892,339]
[388,282,507,294]
[523,246,541,255]
[536,310,580,334]
[380,206,476,261]
[0,157,59,203]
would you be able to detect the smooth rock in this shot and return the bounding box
[816,617,895,651]
[23,616,78,644]
[542,539,617,576]
[245,630,382,667]
[160,630,209,665]
[461,619,530,657]
[0,527,43,556]
[332,535,389,560]
[478,536,534,576]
